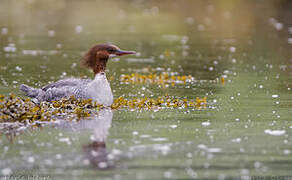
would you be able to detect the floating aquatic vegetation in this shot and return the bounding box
[0,94,208,124]
[0,94,208,134]
[120,73,226,86]
[120,73,194,86]
[0,94,100,124]
[111,96,207,110]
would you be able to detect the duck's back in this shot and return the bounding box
[35,78,90,101]
[42,78,91,91]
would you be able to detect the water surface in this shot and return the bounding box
[0,0,292,179]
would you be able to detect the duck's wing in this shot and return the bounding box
[41,78,91,91]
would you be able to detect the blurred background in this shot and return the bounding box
[0,0,291,94]
[0,0,291,96]
[0,1,291,89]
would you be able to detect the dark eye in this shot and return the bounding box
[108,48,115,53]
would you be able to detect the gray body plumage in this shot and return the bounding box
[20,73,113,106]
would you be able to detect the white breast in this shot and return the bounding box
[86,73,113,106]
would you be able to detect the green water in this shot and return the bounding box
[0,0,292,179]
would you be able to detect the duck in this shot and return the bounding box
[19,44,136,106]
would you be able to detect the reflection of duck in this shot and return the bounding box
[56,108,113,169]
[20,44,135,106]
[82,109,113,169]
[83,141,109,168]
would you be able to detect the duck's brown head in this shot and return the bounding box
[81,44,136,74]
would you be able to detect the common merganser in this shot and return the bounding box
[19,44,136,106]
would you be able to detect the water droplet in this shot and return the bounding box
[169,124,177,129]
[264,129,285,136]
[75,25,83,33]
[283,149,290,155]
[48,30,55,37]
[98,162,108,169]
[201,121,210,126]
[1,168,12,176]
[197,24,205,31]
[231,138,241,143]
[229,47,236,53]
[140,134,151,138]
[151,137,168,142]
[275,22,283,31]
[27,156,35,163]
[207,148,221,153]
[254,161,261,168]
[56,154,62,159]
[1,27,8,35]
[185,17,194,25]
[15,66,22,71]
[164,171,173,178]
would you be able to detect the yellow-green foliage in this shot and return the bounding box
[111,96,207,110]
[0,94,99,123]
[120,73,193,86]
[0,94,207,124]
